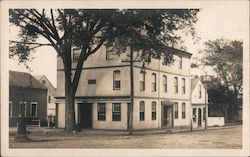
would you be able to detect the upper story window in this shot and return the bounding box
[140,72,145,91]
[174,102,178,119]
[139,101,145,121]
[106,46,115,60]
[182,102,186,119]
[113,70,121,90]
[72,48,81,63]
[178,56,182,69]
[181,78,186,94]
[152,73,157,92]
[198,85,202,98]
[97,103,106,121]
[174,77,178,94]
[151,101,157,120]
[163,75,167,93]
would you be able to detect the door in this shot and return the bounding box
[198,108,202,127]
[79,103,92,129]
[162,106,173,128]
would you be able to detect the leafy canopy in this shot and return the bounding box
[9,9,199,65]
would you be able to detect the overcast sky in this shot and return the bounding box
[8,1,249,87]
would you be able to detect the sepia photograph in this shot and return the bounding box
[1,0,249,156]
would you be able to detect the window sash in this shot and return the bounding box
[174,103,178,119]
[163,76,167,92]
[174,77,178,93]
[112,103,121,121]
[31,103,37,117]
[193,108,197,122]
[182,103,185,119]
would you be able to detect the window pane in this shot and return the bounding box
[113,71,121,90]
[193,108,197,122]
[31,103,37,117]
[98,103,106,121]
[182,103,185,119]
[174,103,178,119]
[140,101,145,121]
[152,73,156,92]
[152,102,156,120]
[174,77,178,93]
[112,103,121,121]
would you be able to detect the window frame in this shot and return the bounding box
[72,48,81,63]
[174,103,178,119]
[151,73,157,92]
[140,72,146,91]
[193,108,197,122]
[174,77,178,94]
[139,101,145,121]
[182,102,186,119]
[112,103,121,121]
[113,70,121,90]
[97,103,106,121]
[151,101,157,120]
[9,101,12,117]
[179,56,183,69]
[88,79,97,85]
[19,102,27,117]
[181,78,186,94]
[163,75,167,93]
[30,102,38,117]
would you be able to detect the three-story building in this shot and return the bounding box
[56,45,201,131]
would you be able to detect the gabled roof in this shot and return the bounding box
[191,78,200,93]
[34,74,56,92]
[9,71,47,90]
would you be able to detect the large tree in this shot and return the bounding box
[9,9,199,132]
[197,39,243,120]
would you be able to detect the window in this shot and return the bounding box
[174,77,178,93]
[97,103,106,121]
[152,73,157,92]
[140,72,145,91]
[113,70,121,90]
[139,101,145,121]
[106,45,115,60]
[182,103,186,119]
[174,103,178,119]
[112,103,121,121]
[163,75,167,92]
[30,102,37,117]
[179,56,182,69]
[9,102,12,117]
[152,101,157,120]
[203,107,206,121]
[181,78,185,94]
[72,48,81,63]
[88,79,96,84]
[198,85,202,98]
[48,96,51,103]
[19,102,26,117]
[193,108,197,122]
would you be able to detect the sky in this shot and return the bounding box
[8,1,249,87]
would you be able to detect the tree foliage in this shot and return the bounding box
[9,9,199,131]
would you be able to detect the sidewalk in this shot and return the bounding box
[9,124,241,137]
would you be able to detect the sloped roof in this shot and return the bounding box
[191,78,200,93]
[34,74,56,93]
[34,75,44,81]
[9,71,47,90]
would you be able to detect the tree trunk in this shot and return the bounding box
[64,72,77,132]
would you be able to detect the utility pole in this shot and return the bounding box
[128,48,134,135]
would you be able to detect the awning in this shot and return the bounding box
[161,100,175,106]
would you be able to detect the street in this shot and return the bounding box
[9,125,242,149]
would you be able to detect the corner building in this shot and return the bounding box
[56,45,195,131]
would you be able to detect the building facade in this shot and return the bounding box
[34,75,56,116]
[56,45,207,130]
[9,71,48,126]
[191,78,208,129]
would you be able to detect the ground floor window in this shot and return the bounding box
[182,103,186,119]
[193,108,197,122]
[30,102,37,117]
[174,103,178,119]
[19,102,26,117]
[139,101,145,121]
[9,102,12,117]
[152,101,156,120]
[97,103,106,121]
[203,107,206,121]
[112,103,121,121]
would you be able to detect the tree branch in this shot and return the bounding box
[9,40,52,46]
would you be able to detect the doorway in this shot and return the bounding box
[79,103,92,129]
[198,108,202,127]
[162,105,173,128]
